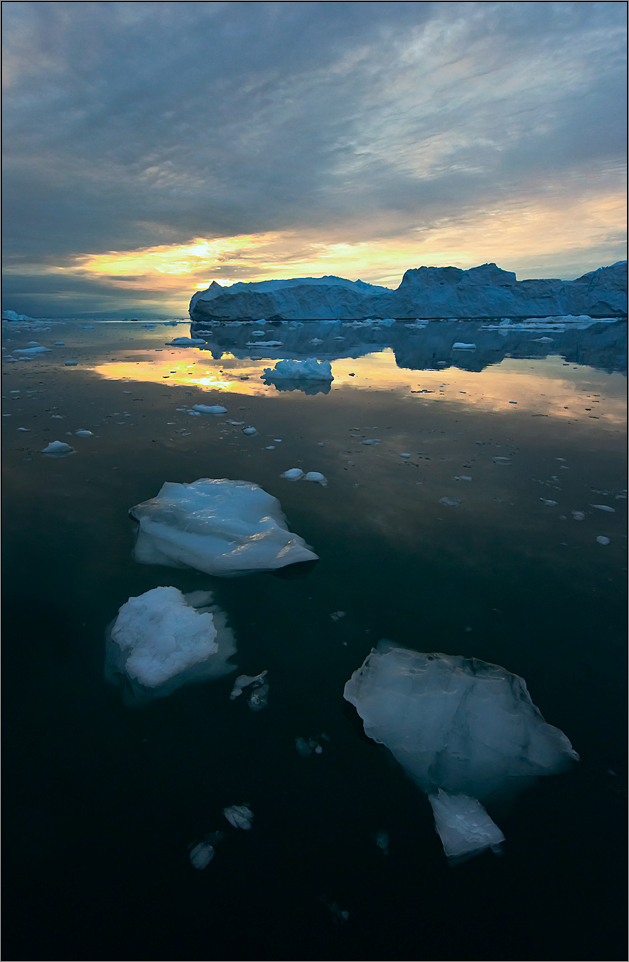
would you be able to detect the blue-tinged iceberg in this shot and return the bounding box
[344,642,578,861]
[189,262,627,321]
[129,478,318,577]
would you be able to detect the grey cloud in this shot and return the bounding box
[2,1,626,280]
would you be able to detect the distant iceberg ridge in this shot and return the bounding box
[189,261,627,321]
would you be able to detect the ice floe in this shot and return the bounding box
[41,440,75,457]
[262,358,333,381]
[129,478,318,576]
[223,804,254,830]
[105,587,237,700]
[596,536,611,545]
[344,642,578,860]
[190,404,227,415]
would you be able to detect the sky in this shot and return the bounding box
[2,1,627,317]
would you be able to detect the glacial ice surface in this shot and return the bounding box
[129,478,318,576]
[106,586,237,697]
[344,643,578,858]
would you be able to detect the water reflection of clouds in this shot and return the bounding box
[89,348,627,424]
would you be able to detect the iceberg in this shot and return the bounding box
[41,440,75,457]
[344,643,578,860]
[129,478,319,576]
[105,586,237,701]
[262,358,333,381]
[189,262,627,321]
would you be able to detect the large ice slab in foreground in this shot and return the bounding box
[105,587,237,702]
[344,643,578,859]
[129,478,318,576]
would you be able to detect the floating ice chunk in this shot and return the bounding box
[242,426,257,435]
[225,419,245,425]
[439,497,461,507]
[596,536,611,545]
[492,457,511,464]
[361,439,381,445]
[265,445,275,450]
[191,404,227,415]
[296,737,312,757]
[330,611,346,621]
[129,478,318,576]
[14,346,51,354]
[223,804,253,830]
[248,681,269,711]
[262,358,333,381]
[41,440,75,457]
[251,330,266,336]
[532,336,554,342]
[374,830,389,855]
[75,429,94,437]
[311,337,323,345]
[452,342,476,350]
[572,511,585,520]
[166,336,206,346]
[344,643,578,858]
[460,475,472,481]
[540,499,558,506]
[17,427,31,432]
[108,586,235,694]
[400,453,411,459]
[189,842,215,869]
[230,670,268,699]
[65,359,78,366]
[27,340,39,346]
[304,471,327,486]
[590,504,615,513]
[246,340,282,347]
[281,468,304,481]
[428,790,505,860]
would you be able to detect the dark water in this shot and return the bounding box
[3,320,627,961]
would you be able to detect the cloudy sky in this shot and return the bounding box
[2,1,626,317]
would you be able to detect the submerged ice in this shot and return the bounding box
[344,643,578,859]
[129,478,319,576]
[105,586,237,698]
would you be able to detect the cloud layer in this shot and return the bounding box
[2,1,626,315]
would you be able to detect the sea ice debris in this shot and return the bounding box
[374,830,389,855]
[439,497,461,507]
[281,468,304,481]
[304,471,327,485]
[64,360,78,366]
[492,457,511,464]
[75,429,94,437]
[41,440,75,456]
[361,439,381,445]
[189,842,215,869]
[242,426,257,435]
[166,337,206,346]
[428,790,505,860]
[191,404,227,415]
[129,478,318,576]
[223,804,254,830]
[540,499,558,506]
[590,504,615,513]
[400,453,411,458]
[14,346,51,354]
[230,671,268,700]
[452,342,477,350]
[572,511,585,520]
[295,737,312,757]
[262,358,333,381]
[596,536,611,545]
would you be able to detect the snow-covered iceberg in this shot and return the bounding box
[189,262,627,321]
[344,642,578,860]
[104,586,237,702]
[262,358,333,381]
[129,478,319,576]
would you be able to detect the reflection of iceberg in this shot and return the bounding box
[129,478,319,576]
[344,642,578,860]
[104,587,237,704]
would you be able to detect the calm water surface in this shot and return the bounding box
[3,320,627,961]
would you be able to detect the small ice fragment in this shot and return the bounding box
[400,453,411,459]
[15,346,51,354]
[347,460,356,466]
[230,670,268,700]
[452,342,476,350]
[556,458,566,461]
[17,427,30,432]
[304,472,327,485]
[191,404,227,415]
[311,338,323,345]
[75,429,94,437]
[428,791,505,860]
[295,737,312,757]
[590,504,615,513]
[225,419,245,425]
[540,499,558,506]
[166,336,206,346]
[65,360,78,366]
[460,476,472,481]
[265,445,275,450]
[361,439,381,445]
[248,681,269,712]
[41,440,75,456]
[242,426,257,435]
[596,536,611,545]
[54,341,65,346]
[251,331,266,336]
[439,497,461,507]
[281,468,304,480]
[572,511,585,520]
[374,830,389,855]
[309,739,323,754]
[492,457,511,464]
[223,804,254,830]
[189,842,215,869]
[27,341,39,346]
[330,611,346,621]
